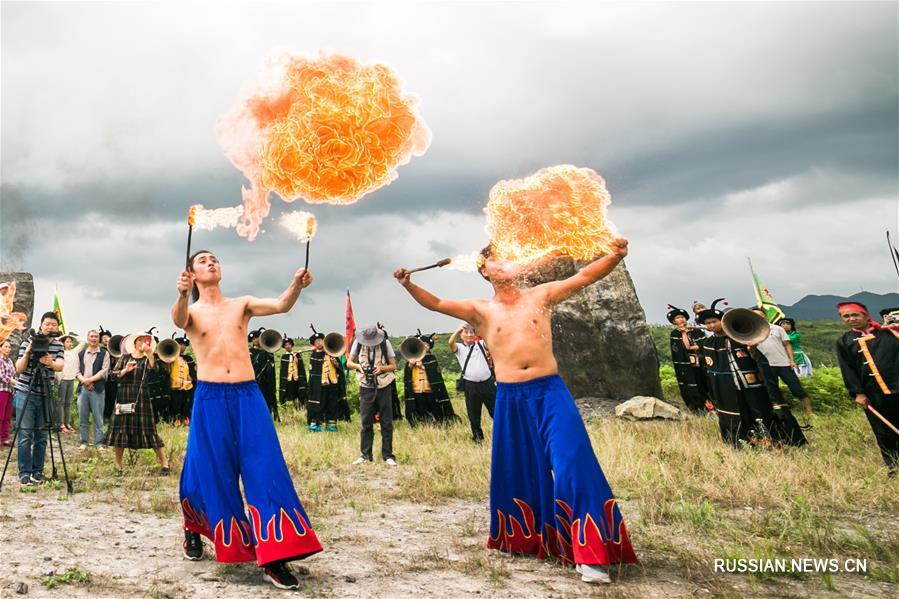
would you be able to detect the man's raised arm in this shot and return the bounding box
[393,268,479,324]
[541,237,629,305]
[172,270,194,330]
[248,268,313,317]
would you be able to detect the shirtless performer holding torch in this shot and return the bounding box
[393,238,638,585]
[172,250,321,590]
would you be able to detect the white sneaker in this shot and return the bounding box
[577,564,611,584]
[385,458,398,466]
[78,444,87,450]
[351,457,368,465]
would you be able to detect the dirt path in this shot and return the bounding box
[1,429,895,598]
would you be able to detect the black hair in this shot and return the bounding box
[779,317,797,331]
[40,311,59,324]
[188,249,216,302]
[477,244,493,281]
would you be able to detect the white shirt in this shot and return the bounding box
[755,324,792,367]
[453,342,493,382]
[58,343,85,381]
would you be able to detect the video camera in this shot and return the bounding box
[27,329,60,362]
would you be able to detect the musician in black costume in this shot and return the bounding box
[165,333,197,426]
[696,301,806,448]
[143,328,171,426]
[306,329,343,432]
[836,302,899,475]
[666,304,711,413]
[403,332,457,426]
[249,328,278,422]
[278,335,308,410]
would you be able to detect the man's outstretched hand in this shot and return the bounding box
[393,268,411,286]
[176,271,195,298]
[609,237,628,259]
[294,268,313,289]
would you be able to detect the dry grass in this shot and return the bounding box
[46,395,899,595]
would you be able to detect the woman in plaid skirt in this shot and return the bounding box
[105,334,170,475]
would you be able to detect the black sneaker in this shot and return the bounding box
[262,561,300,590]
[19,475,32,486]
[183,530,204,561]
[30,472,45,484]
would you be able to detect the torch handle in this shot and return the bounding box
[186,225,193,270]
[304,239,311,272]
[407,259,452,274]
[407,263,441,274]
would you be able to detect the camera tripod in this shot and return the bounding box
[0,362,73,494]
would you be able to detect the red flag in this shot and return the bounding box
[345,289,356,357]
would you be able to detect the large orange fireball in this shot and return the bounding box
[217,52,431,240]
[484,165,618,264]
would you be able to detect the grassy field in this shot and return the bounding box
[21,362,896,597]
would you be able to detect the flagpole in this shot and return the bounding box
[747,256,761,308]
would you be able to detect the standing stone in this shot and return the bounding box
[0,272,34,351]
[525,258,662,401]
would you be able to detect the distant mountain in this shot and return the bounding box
[778,291,899,320]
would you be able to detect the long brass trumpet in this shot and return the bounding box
[157,336,181,364]
[323,332,346,357]
[399,336,427,362]
[260,329,284,354]
[107,334,126,358]
[722,308,771,346]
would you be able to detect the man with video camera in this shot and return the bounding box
[347,324,399,466]
[13,312,65,485]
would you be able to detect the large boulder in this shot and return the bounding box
[525,257,663,401]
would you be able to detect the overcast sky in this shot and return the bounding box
[2,1,897,338]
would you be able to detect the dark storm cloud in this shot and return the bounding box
[2,1,896,331]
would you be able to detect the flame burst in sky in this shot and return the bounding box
[189,204,244,231]
[217,51,431,240]
[445,252,480,272]
[484,165,618,264]
[280,211,318,242]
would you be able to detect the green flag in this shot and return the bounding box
[52,287,67,334]
[748,258,785,323]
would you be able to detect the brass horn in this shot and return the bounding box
[323,332,346,357]
[156,338,181,363]
[107,334,126,358]
[721,308,771,346]
[260,329,284,354]
[400,337,427,362]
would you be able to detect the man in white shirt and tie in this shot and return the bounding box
[449,323,496,443]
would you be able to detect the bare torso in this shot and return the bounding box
[470,287,558,383]
[184,296,255,382]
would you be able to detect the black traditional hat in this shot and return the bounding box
[666,304,690,324]
[879,307,899,319]
[146,327,159,344]
[248,327,264,342]
[282,334,295,347]
[412,328,436,349]
[98,325,112,340]
[308,324,325,344]
[696,298,729,324]
[173,331,190,346]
